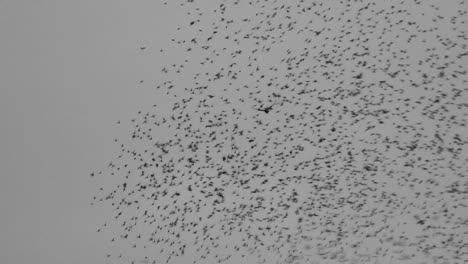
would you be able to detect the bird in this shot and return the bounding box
[254,103,278,114]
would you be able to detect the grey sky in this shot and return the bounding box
[1,1,467,264]
[0,1,180,263]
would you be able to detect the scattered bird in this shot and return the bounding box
[92,1,468,264]
[254,103,277,114]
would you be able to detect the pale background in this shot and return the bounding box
[1,1,466,264]
[0,1,185,263]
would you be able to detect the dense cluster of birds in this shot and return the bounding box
[91,0,468,263]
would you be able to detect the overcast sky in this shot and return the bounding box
[1,1,467,264]
[0,1,182,263]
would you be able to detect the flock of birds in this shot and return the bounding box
[91,0,468,263]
